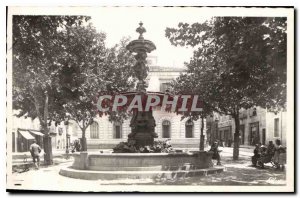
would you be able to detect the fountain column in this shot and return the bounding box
[126,22,158,146]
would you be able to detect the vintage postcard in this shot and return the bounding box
[6,6,294,192]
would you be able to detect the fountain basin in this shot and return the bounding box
[59,151,225,180]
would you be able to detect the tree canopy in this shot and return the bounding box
[13,15,92,163]
[13,15,91,129]
[166,17,287,159]
[13,15,136,152]
[58,32,136,150]
[166,17,287,116]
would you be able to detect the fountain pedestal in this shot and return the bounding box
[126,22,158,146]
[128,110,157,146]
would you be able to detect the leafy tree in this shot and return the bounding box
[166,17,287,159]
[170,73,215,151]
[59,32,136,151]
[13,15,91,164]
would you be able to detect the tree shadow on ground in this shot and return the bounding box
[153,157,286,186]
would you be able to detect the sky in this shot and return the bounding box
[89,7,209,68]
[8,6,293,69]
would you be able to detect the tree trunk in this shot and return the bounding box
[199,116,205,151]
[42,92,53,165]
[233,114,240,160]
[43,131,53,165]
[81,129,87,151]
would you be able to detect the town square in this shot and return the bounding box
[5,6,294,192]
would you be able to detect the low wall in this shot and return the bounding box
[59,151,225,180]
[71,151,213,171]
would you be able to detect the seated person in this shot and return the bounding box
[258,144,275,168]
[209,141,221,165]
[71,140,81,152]
[266,141,276,156]
[273,139,286,169]
[252,143,261,166]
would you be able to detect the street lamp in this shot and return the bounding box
[64,117,69,154]
[215,116,219,143]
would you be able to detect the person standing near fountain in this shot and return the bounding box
[209,141,222,165]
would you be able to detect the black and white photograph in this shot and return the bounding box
[5,6,294,192]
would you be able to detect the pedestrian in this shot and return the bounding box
[209,141,222,165]
[74,139,81,152]
[29,139,42,169]
[273,139,286,169]
[252,143,261,166]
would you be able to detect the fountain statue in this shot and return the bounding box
[59,22,224,181]
[126,22,158,146]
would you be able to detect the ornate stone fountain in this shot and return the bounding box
[59,23,224,181]
[126,22,158,147]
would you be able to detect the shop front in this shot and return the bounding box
[218,126,233,147]
[17,129,35,152]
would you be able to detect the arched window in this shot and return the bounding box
[185,119,194,138]
[113,121,122,139]
[162,120,171,138]
[90,122,99,139]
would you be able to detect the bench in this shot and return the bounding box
[12,154,32,173]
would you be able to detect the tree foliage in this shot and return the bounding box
[13,15,136,153]
[59,31,136,150]
[13,15,91,163]
[166,17,287,159]
[166,17,286,113]
[13,16,91,127]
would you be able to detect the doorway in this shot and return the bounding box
[262,129,266,145]
[249,122,260,145]
[240,125,245,145]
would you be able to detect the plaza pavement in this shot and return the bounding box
[8,146,286,191]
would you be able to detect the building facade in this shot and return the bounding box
[206,107,287,147]
[71,66,207,149]
[12,65,208,151]
[11,111,70,152]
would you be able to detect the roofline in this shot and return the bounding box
[149,66,186,72]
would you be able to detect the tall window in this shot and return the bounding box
[90,122,99,139]
[162,120,171,138]
[274,118,279,137]
[114,121,122,139]
[185,119,194,138]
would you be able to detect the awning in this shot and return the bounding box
[19,130,35,140]
[29,130,44,136]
